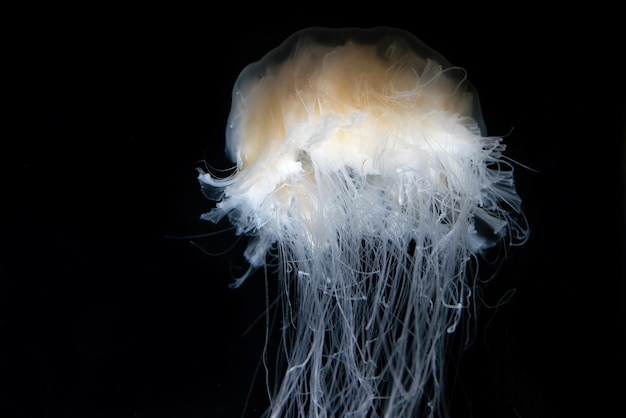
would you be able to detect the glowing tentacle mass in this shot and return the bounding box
[199,27,528,418]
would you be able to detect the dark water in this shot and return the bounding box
[9,12,624,418]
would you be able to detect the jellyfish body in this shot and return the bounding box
[199,27,528,418]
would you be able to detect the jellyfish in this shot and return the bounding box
[197,27,528,418]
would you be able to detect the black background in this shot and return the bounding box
[10,8,625,418]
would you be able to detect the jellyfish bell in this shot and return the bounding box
[198,26,528,417]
